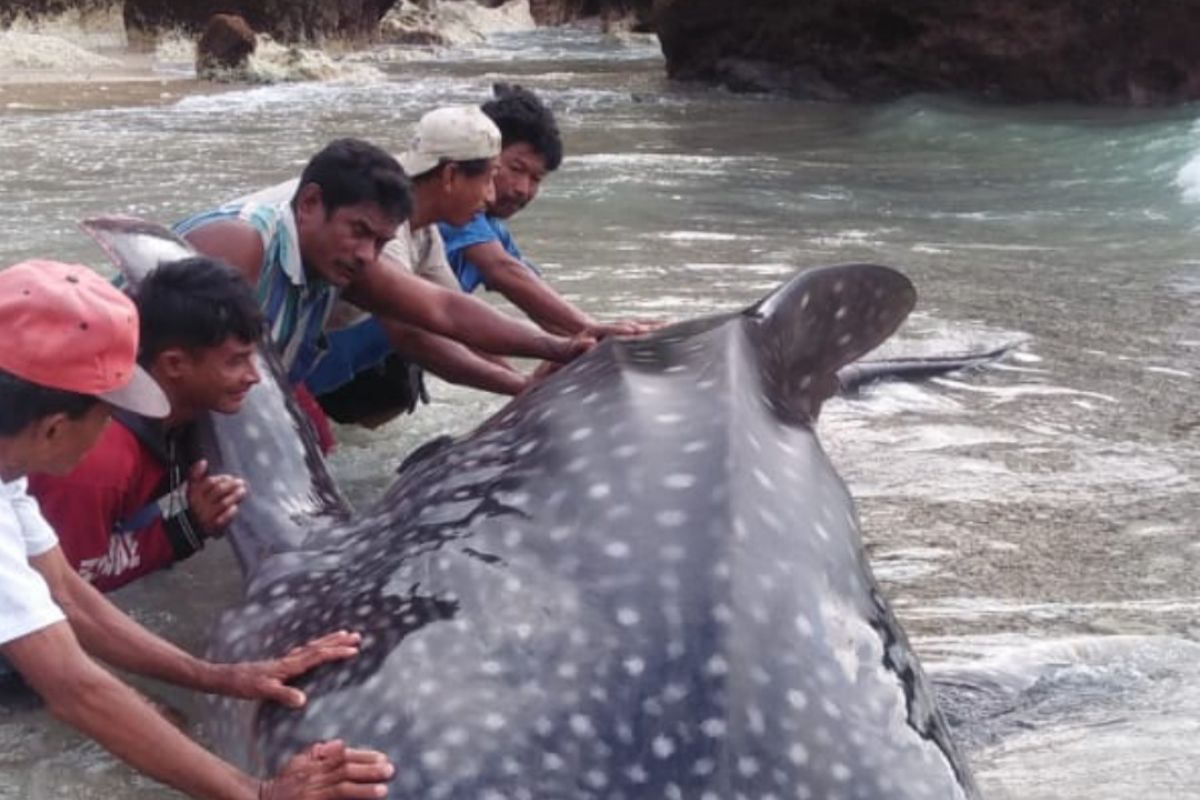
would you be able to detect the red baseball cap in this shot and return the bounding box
[0,260,169,418]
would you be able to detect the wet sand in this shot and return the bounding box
[0,76,228,113]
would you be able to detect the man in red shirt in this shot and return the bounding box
[30,256,262,591]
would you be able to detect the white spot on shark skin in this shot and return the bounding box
[663,473,696,489]
[613,443,639,459]
[617,607,641,627]
[625,764,648,783]
[830,762,852,782]
[542,752,564,770]
[746,705,766,735]
[420,749,447,769]
[652,734,675,758]
[624,656,645,676]
[701,718,727,738]
[737,756,760,777]
[549,525,573,542]
[837,332,853,348]
[442,727,469,746]
[569,427,594,441]
[752,468,775,490]
[566,457,589,473]
[244,423,261,440]
[788,743,811,766]
[656,509,688,527]
[656,412,685,424]
[787,689,809,710]
[483,712,507,731]
[692,757,716,776]
[705,654,729,676]
[604,540,631,559]
[589,483,611,499]
[516,440,538,456]
[557,661,578,679]
[683,439,710,453]
[593,502,628,523]
[814,522,831,541]
[569,714,595,738]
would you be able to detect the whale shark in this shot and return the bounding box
[82,216,980,800]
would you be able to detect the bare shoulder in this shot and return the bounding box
[182,218,265,286]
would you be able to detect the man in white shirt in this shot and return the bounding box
[0,259,393,799]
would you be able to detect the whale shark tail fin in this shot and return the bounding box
[746,263,915,423]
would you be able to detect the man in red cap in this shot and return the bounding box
[0,260,394,798]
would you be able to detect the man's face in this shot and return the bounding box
[172,337,261,416]
[490,143,548,220]
[296,185,401,288]
[441,158,498,227]
[36,403,112,475]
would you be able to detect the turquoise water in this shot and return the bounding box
[0,26,1198,799]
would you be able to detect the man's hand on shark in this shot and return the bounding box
[258,739,394,800]
[214,630,365,708]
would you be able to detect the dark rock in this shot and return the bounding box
[528,0,653,32]
[196,13,256,75]
[123,0,400,43]
[654,0,1200,105]
[0,0,115,26]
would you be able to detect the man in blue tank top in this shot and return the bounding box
[440,84,654,338]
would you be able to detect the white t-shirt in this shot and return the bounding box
[0,477,65,646]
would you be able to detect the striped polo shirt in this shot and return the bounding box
[175,198,337,384]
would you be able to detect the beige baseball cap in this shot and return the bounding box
[397,106,502,178]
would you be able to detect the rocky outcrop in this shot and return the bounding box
[528,0,653,32]
[123,0,400,43]
[0,0,115,26]
[654,0,1200,105]
[196,13,256,75]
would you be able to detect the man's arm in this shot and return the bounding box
[183,220,266,288]
[381,320,528,397]
[31,545,357,707]
[2,623,392,800]
[465,241,657,338]
[342,254,590,363]
[464,241,595,336]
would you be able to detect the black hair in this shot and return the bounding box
[411,157,494,184]
[134,256,265,364]
[295,137,413,222]
[481,83,563,172]
[0,369,97,437]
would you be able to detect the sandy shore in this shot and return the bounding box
[0,76,228,113]
[0,24,232,113]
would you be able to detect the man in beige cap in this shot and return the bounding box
[0,260,393,799]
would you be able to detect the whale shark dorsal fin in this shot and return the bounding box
[80,215,194,288]
[745,263,916,423]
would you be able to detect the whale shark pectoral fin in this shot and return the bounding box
[746,263,916,423]
[79,215,195,288]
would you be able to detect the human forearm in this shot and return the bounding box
[6,625,258,800]
[383,321,527,396]
[51,666,259,799]
[33,548,223,693]
[345,257,581,362]
[489,262,594,337]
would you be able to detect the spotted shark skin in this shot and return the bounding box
[82,216,980,800]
